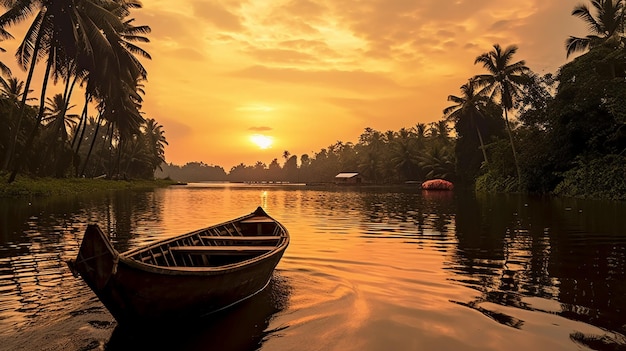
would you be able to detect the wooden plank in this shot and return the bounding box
[170,245,275,255]
[159,247,171,267]
[241,217,275,224]
[231,223,243,236]
[199,235,281,241]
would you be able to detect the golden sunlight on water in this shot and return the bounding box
[0,184,625,350]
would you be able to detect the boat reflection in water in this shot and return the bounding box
[106,273,291,351]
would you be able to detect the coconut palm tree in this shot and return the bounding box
[417,145,456,180]
[1,0,150,182]
[0,77,33,103]
[444,79,490,165]
[566,0,625,58]
[413,123,427,139]
[0,33,12,85]
[42,93,78,144]
[39,93,79,175]
[474,44,530,190]
[435,120,451,140]
[390,129,419,181]
[0,77,35,170]
[143,118,168,173]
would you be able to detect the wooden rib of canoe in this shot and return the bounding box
[67,207,289,325]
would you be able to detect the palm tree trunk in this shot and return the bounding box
[1,105,18,170]
[80,113,103,177]
[49,72,79,176]
[91,121,112,178]
[107,126,116,177]
[475,126,488,165]
[8,49,54,183]
[72,97,89,150]
[72,97,89,177]
[503,109,521,191]
[3,23,45,172]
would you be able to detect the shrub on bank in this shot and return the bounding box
[553,155,626,201]
[0,174,177,198]
[475,171,519,193]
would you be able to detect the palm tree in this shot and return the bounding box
[0,77,33,103]
[566,0,625,58]
[444,79,490,165]
[0,77,34,170]
[282,150,291,164]
[0,33,12,85]
[474,44,530,190]
[1,0,150,182]
[413,123,427,139]
[417,145,456,180]
[435,120,451,140]
[143,118,168,173]
[42,93,78,145]
[79,114,106,177]
[390,129,419,181]
[40,93,79,175]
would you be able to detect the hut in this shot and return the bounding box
[334,172,362,185]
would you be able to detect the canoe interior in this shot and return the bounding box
[126,214,287,268]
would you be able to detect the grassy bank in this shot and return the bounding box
[0,175,180,198]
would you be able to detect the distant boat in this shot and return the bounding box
[421,179,454,190]
[68,207,289,326]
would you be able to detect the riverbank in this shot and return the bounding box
[0,175,180,198]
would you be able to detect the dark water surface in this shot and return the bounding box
[1,183,625,350]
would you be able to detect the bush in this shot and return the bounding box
[475,171,519,193]
[553,155,626,200]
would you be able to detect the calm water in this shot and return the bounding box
[0,183,625,351]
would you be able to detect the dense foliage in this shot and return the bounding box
[0,1,164,181]
[157,125,457,185]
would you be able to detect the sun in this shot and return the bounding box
[250,134,273,149]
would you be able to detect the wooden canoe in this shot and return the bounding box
[68,207,289,325]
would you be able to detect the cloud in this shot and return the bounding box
[191,1,243,31]
[249,126,273,132]
[134,8,196,41]
[169,47,206,61]
[229,65,409,94]
[242,47,318,65]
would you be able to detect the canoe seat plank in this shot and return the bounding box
[170,245,275,255]
[199,235,281,241]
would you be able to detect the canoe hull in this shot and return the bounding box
[69,208,288,325]
[103,250,283,324]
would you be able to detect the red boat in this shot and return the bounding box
[421,179,454,190]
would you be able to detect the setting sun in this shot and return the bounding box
[250,134,274,149]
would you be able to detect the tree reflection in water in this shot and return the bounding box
[452,193,626,349]
[2,185,626,350]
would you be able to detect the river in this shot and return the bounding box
[0,183,625,350]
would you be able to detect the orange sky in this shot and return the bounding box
[2,1,587,171]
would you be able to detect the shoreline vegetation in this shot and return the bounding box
[2,175,626,202]
[1,1,625,202]
[0,175,179,198]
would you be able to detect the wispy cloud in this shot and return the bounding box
[249,126,273,132]
[115,0,586,168]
